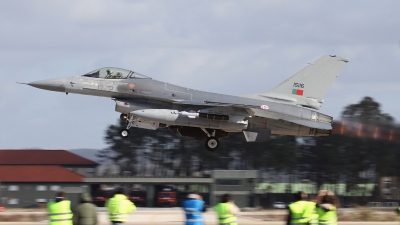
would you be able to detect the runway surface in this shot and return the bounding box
[0,222,398,225]
[0,208,397,225]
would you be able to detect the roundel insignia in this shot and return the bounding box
[260,105,269,110]
[128,83,135,89]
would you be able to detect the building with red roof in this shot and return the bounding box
[0,166,84,183]
[0,149,98,167]
[0,149,98,208]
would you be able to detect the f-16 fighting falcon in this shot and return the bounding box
[22,55,349,151]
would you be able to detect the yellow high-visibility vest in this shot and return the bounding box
[307,202,318,225]
[316,206,337,225]
[288,200,312,225]
[47,200,72,225]
[213,203,237,225]
[106,194,136,222]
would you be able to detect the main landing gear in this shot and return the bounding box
[201,128,219,151]
[205,137,219,151]
[120,113,132,138]
[119,113,220,151]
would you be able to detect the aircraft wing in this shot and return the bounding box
[173,100,260,108]
[174,100,332,130]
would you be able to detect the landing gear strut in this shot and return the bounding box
[201,128,219,151]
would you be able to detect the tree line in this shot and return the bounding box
[97,96,400,198]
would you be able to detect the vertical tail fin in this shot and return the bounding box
[243,55,349,109]
[271,55,349,99]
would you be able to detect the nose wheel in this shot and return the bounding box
[119,113,134,138]
[120,129,130,138]
[205,137,219,151]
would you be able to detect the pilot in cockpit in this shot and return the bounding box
[115,72,123,78]
[106,69,114,78]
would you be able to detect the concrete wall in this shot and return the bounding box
[212,170,258,179]
[211,170,258,208]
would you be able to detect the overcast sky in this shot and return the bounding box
[1,0,400,150]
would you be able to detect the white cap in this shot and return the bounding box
[187,194,200,199]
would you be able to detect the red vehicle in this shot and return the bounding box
[157,191,177,207]
[128,190,146,207]
[92,189,111,207]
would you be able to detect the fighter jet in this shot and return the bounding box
[23,55,349,151]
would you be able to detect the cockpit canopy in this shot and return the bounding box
[82,67,151,79]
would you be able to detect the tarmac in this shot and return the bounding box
[0,208,398,225]
[1,221,399,225]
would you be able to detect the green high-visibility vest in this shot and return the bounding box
[316,206,337,225]
[288,200,312,225]
[47,200,72,225]
[106,194,136,222]
[213,203,237,225]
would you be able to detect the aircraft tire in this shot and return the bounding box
[120,129,130,138]
[120,113,128,122]
[205,137,219,151]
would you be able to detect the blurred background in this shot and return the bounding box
[1,0,400,210]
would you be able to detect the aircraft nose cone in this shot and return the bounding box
[28,78,66,92]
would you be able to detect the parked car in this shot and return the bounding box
[272,202,287,209]
[342,202,351,208]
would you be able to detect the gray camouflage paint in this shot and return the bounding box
[25,55,348,147]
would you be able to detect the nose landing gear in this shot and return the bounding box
[119,113,133,138]
[120,129,130,138]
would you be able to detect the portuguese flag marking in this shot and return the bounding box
[292,89,304,96]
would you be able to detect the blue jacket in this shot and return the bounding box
[183,199,205,225]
